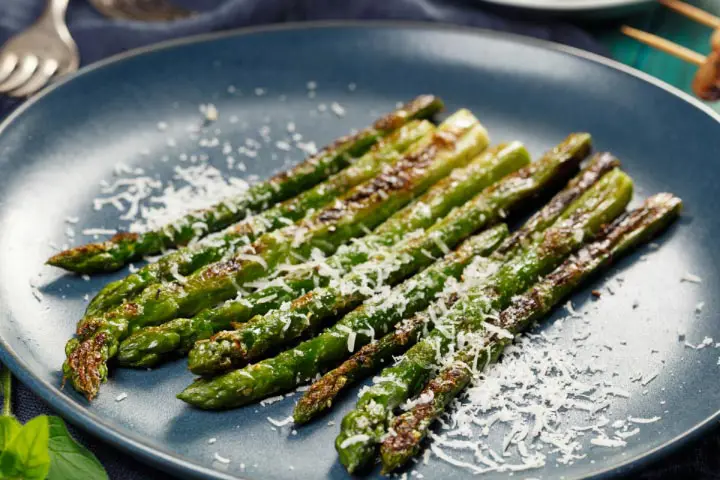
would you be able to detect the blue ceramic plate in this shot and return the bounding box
[0,22,719,480]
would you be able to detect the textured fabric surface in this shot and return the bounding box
[1,1,715,479]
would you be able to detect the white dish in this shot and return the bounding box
[479,0,652,14]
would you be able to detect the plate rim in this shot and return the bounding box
[0,20,719,480]
[477,0,651,13]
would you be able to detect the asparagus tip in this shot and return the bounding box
[293,374,349,424]
[380,453,408,475]
[63,335,108,401]
[291,406,314,426]
[46,232,137,273]
[176,380,220,409]
[379,435,416,473]
[46,250,85,271]
[336,447,368,475]
[176,385,199,405]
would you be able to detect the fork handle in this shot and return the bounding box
[36,0,75,54]
[39,0,70,26]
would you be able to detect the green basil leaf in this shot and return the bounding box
[0,415,50,480]
[0,417,21,452]
[46,417,108,480]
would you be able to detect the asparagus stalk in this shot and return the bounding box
[47,95,444,274]
[176,133,592,407]
[177,225,508,408]
[64,109,486,400]
[118,142,531,367]
[292,152,619,423]
[380,193,682,472]
[83,110,479,342]
[86,120,436,317]
[494,152,621,257]
[185,134,591,375]
[293,302,438,425]
[335,168,633,473]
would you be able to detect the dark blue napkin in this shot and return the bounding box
[3,1,705,479]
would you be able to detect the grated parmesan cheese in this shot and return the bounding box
[627,416,661,424]
[201,103,218,121]
[428,325,664,474]
[259,395,284,406]
[680,273,702,284]
[339,434,370,449]
[590,437,626,448]
[330,102,346,117]
[213,453,230,464]
[266,415,294,427]
[347,331,357,352]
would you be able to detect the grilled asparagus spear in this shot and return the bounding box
[47,95,444,274]
[185,133,591,375]
[86,120,435,316]
[118,142,530,367]
[64,109,486,400]
[176,133,592,407]
[177,225,508,407]
[334,168,633,473]
[380,193,682,472]
[293,152,620,423]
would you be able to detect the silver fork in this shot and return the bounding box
[88,0,195,22]
[0,0,79,98]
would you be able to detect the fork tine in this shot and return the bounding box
[0,54,19,84]
[56,56,79,77]
[0,56,39,93]
[9,59,59,98]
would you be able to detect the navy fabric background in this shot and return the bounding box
[1,1,717,478]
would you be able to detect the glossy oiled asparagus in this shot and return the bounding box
[380,193,682,472]
[118,142,530,367]
[292,152,620,423]
[86,120,435,316]
[177,225,508,407]
[64,109,487,400]
[185,134,591,375]
[176,133,592,407]
[335,169,633,473]
[87,121,434,316]
[47,95,444,274]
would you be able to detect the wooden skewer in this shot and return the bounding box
[658,0,720,29]
[621,25,720,101]
[622,2,720,100]
[658,0,720,51]
[620,26,705,66]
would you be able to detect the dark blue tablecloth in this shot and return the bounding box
[1,1,716,478]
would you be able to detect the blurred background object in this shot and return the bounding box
[0,1,717,106]
[621,24,719,101]
[0,0,78,97]
[596,0,719,109]
[87,0,195,21]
